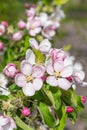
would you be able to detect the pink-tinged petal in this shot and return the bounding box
[46,62,54,75]
[9,117,17,129]
[29,30,36,36]
[15,73,26,87]
[58,78,71,90]
[29,38,38,50]
[73,76,82,84]
[54,61,63,72]
[22,83,35,96]
[26,49,35,65]
[0,127,3,130]
[39,39,51,53]
[32,65,45,78]
[74,71,85,81]
[0,116,9,126]
[32,20,41,27]
[20,60,32,76]
[46,76,58,86]
[61,65,73,77]
[32,27,41,33]
[33,78,43,90]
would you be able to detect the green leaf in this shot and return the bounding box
[14,115,34,130]
[9,84,21,92]
[54,0,69,5]
[0,95,9,100]
[43,87,61,110]
[39,102,56,128]
[55,105,67,130]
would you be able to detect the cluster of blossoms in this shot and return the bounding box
[0,2,87,130]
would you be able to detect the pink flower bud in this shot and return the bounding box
[41,75,46,81]
[4,63,18,78]
[0,41,4,51]
[81,96,86,103]
[21,107,31,117]
[66,106,74,113]
[0,24,6,35]
[1,21,8,27]
[12,31,23,41]
[24,3,30,9]
[18,20,26,29]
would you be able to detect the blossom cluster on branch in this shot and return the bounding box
[0,2,87,130]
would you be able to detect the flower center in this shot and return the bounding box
[30,25,35,30]
[54,71,61,78]
[26,75,33,82]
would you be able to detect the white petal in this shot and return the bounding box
[61,65,73,77]
[74,62,83,72]
[39,39,51,53]
[46,62,54,75]
[2,89,10,96]
[15,73,26,87]
[0,116,9,126]
[54,61,63,71]
[22,83,35,96]
[58,78,71,90]
[26,49,35,65]
[74,71,85,81]
[29,38,38,50]
[20,60,32,76]
[46,76,58,86]
[0,127,3,130]
[33,78,43,90]
[64,57,73,66]
[32,65,45,78]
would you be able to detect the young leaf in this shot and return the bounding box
[39,102,56,128]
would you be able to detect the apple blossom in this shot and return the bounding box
[18,20,26,29]
[4,63,18,78]
[0,24,6,35]
[46,60,73,90]
[26,7,36,21]
[0,41,4,51]
[26,19,41,36]
[1,21,8,27]
[21,107,31,117]
[12,31,23,41]
[0,115,17,130]
[29,38,51,53]
[15,60,45,96]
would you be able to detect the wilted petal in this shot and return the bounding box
[15,73,26,87]
[22,83,35,96]
[26,49,35,65]
[39,39,51,53]
[20,60,32,75]
[54,61,63,71]
[46,76,58,86]
[29,38,38,49]
[46,62,54,75]
[33,78,43,90]
[61,65,73,77]
[58,78,71,90]
[32,65,45,78]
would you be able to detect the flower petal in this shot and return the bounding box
[54,61,63,72]
[46,76,58,86]
[15,73,26,87]
[0,116,9,126]
[61,65,73,77]
[74,70,85,81]
[33,78,43,90]
[32,65,45,78]
[39,39,51,53]
[58,78,71,90]
[29,38,38,50]
[64,57,73,66]
[74,62,83,72]
[46,62,54,75]
[20,60,32,76]
[26,49,35,65]
[22,83,35,96]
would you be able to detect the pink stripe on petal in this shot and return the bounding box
[46,76,58,86]
[54,61,63,72]
[33,78,43,90]
[15,73,26,87]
